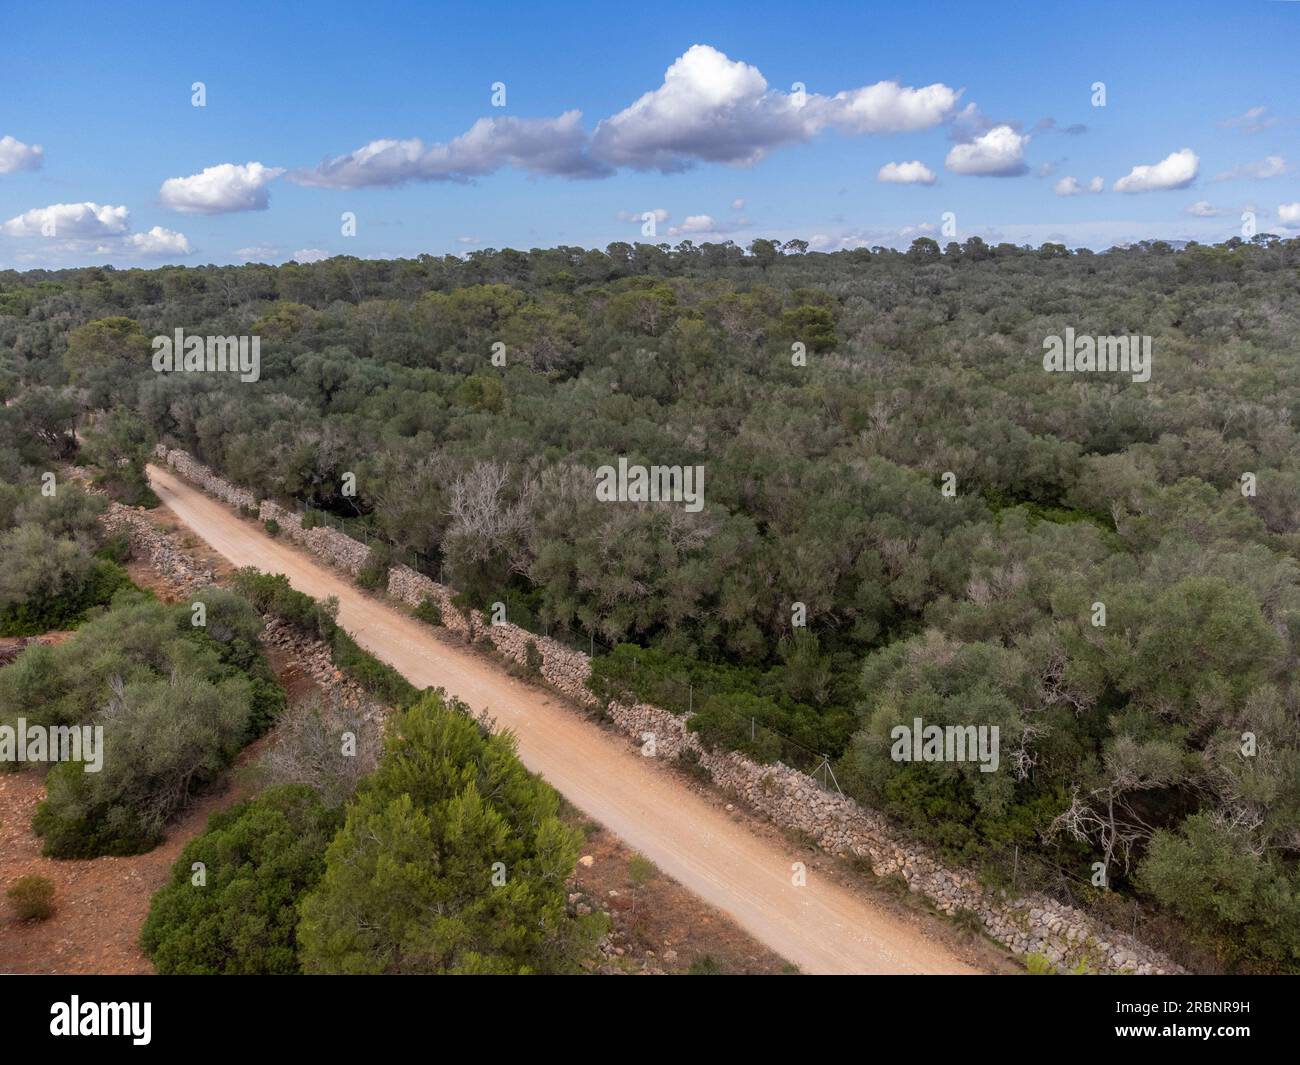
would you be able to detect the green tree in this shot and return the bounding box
[62,316,152,383]
[297,690,604,973]
[79,407,158,506]
[1138,815,1300,971]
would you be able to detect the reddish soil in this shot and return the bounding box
[570,823,792,974]
[0,647,300,975]
[0,753,261,975]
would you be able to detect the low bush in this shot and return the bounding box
[141,785,341,974]
[7,875,55,921]
[524,639,543,677]
[0,524,132,636]
[329,628,419,708]
[230,567,418,708]
[413,597,443,627]
[356,541,391,591]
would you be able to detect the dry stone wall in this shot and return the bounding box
[71,463,218,596]
[159,446,257,510]
[155,446,372,577]
[257,499,371,576]
[259,616,388,728]
[101,501,218,596]
[153,446,1183,975]
[387,563,594,702]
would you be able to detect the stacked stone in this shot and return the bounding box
[253,499,372,576]
[99,501,217,597]
[258,617,387,728]
[161,448,256,509]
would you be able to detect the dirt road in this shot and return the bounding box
[148,464,979,975]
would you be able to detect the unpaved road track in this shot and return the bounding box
[149,464,978,975]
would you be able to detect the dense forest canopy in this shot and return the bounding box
[3,233,1300,971]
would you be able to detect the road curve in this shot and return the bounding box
[148,463,978,975]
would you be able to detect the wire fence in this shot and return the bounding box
[600,660,839,781]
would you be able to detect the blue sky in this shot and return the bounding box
[1,0,1298,268]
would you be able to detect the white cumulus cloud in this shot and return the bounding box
[2,202,130,238]
[670,214,719,234]
[235,245,279,261]
[666,214,750,238]
[1053,175,1103,196]
[0,135,44,174]
[1186,201,1225,217]
[159,162,286,214]
[590,44,961,172]
[878,160,937,185]
[1279,203,1300,225]
[126,226,192,255]
[945,125,1029,177]
[1,202,190,260]
[1114,148,1198,192]
[292,248,330,263]
[284,45,969,186]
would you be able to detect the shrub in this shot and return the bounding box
[523,639,544,677]
[587,643,848,768]
[141,786,341,974]
[356,540,391,591]
[628,854,657,887]
[329,628,419,708]
[0,524,132,636]
[229,569,334,638]
[413,597,442,627]
[187,586,286,738]
[260,694,381,807]
[264,518,281,537]
[450,590,478,641]
[33,669,253,857]
[95,532,132,564]
[7,875,55,920]
[2,592,282,857]
[1137,814,1300,972]
[688,692,785,764]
